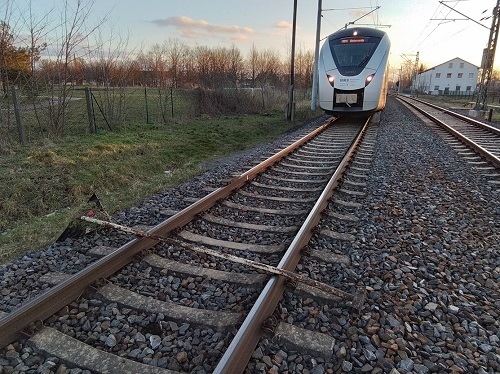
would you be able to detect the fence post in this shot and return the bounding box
[144,87,150,124]
[11,85,25,145]
[170,86,174,117]
[85,87,96,134]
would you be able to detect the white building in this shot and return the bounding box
[413,57,479,95]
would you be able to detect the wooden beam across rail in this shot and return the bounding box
[81,216,364,306]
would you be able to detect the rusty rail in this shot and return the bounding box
[213,115,373,374]
[0,117,336,349]
[401,95,500,136]
[82,216,362,303]
[397,95,500,168]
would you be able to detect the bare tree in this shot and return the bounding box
[194,45,211,88]
[163,38,189,88]
[86,24,135,127]
[227,45,243,88]
[253,48,284,108]
[400,60,415,92]
[247,44,259,88]
[43,0,107,136]
[295,46,314,99]
[148,43,168,88]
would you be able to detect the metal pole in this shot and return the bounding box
[311,0,322,111]
[11,85,25,145]
[398,66,401,94]
[170,86,174,117]
[415,51,419,97]
[84,87,96,134]
[475,1,500,111]
[144,87,150,124]
[286,0,298,121]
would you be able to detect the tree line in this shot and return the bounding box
[39,41,315,92]
[0,0,316,141]
[0,2,314,96]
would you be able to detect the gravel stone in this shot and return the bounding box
[1,99,499,372]
[246,98,500,372]
[342,360,353,371]
[398,358,415,371]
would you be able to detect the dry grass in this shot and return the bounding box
[0,103,319,263]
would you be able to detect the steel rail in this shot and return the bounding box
[401,95,500,136]
[80,216,359,300]
[0,117,337,349]
[213,116,372,374]
[397,96,500,168]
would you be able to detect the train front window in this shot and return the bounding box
[330,36,381,76]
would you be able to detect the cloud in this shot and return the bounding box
[275,21,292,30]
[149,16,254,39]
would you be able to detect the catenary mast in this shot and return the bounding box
[475,1,500,111]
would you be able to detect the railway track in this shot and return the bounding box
[396,95,500,171]
[0,115,377,373]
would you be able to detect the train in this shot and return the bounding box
[318,27,391,115]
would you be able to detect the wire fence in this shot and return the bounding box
[0,85,287,148]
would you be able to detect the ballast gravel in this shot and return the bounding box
[1,97,499,373]
[0,115,328,372]
[247,97,499,373]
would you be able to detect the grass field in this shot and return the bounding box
[0,86,196,145]
[0,102,319,263]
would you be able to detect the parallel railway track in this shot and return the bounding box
[396,95,500,168]
[0,115,378,373]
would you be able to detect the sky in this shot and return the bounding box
[5,0,499,75]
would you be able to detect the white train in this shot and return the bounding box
[318,27,390,114]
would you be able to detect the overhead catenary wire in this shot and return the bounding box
[409,3,444,51]
[412,2,457,52]
[320,1,383,37]
[411,0,490,55]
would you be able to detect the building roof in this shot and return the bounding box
[419,57,479,74]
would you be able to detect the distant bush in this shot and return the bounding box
[188,88,286,116]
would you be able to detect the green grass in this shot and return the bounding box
[0,105,318,263]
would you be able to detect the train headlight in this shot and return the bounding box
[365,74,375,86]
[327,74,335,87]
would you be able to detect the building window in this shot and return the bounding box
[434,85,440,90]
[456,86,461,91]
[447,73,452,78]
[436,73,441,78]
[460,63,464,68]
[466,86,472,91]
[458,73,463,78]
[469,73,474,78]
[448,63,453,68]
